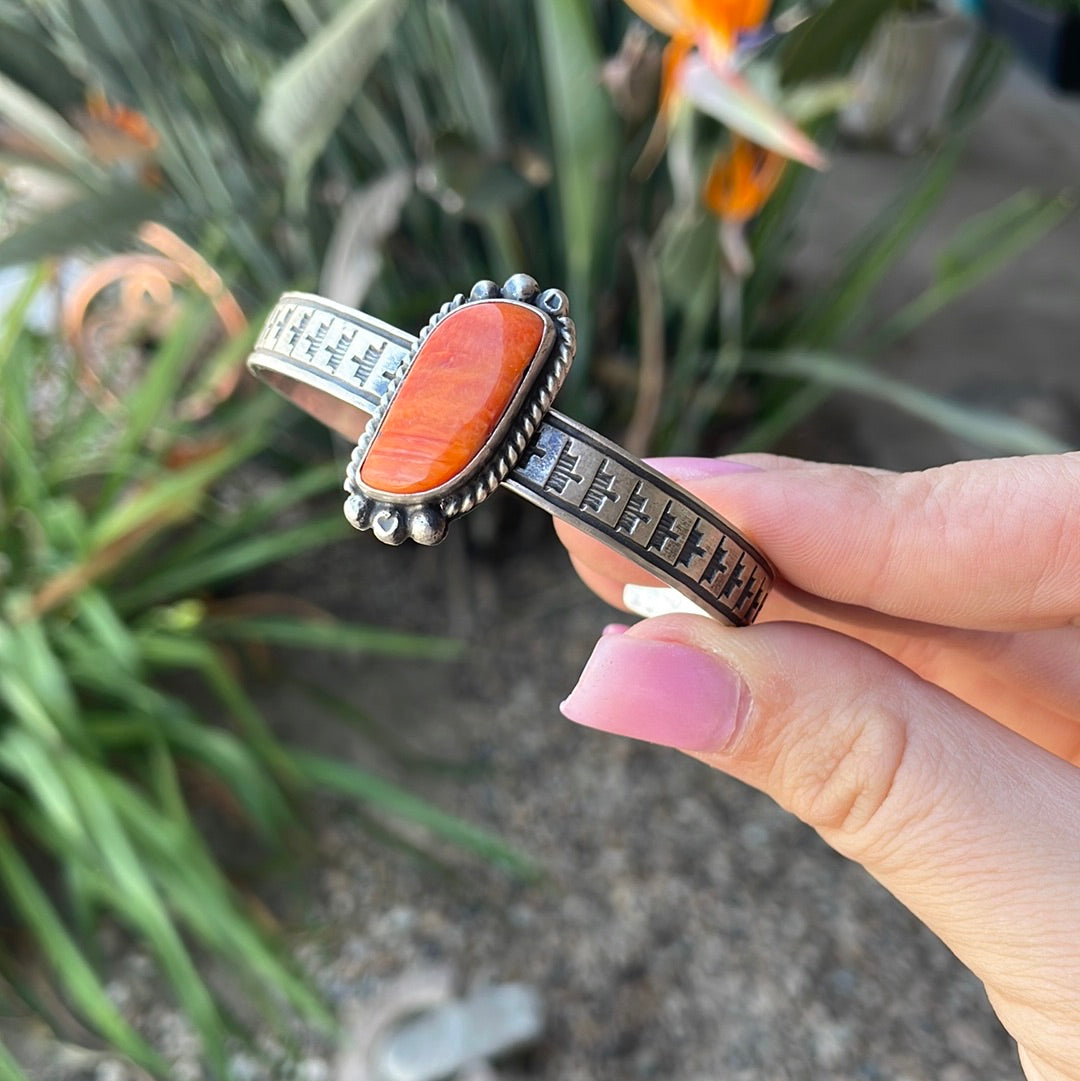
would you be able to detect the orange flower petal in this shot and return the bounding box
[83,88,159,149]
[703,137,786,222]
[660,34,694,113]
[622,0,686,35]
[684,0,770,56]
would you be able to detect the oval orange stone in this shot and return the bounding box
[360,300,549,496]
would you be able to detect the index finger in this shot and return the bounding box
[556,452,1080,631]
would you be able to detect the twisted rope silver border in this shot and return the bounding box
[344,274,574,545]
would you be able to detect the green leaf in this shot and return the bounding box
[0,1036,31,1081]
[145,730,188,829]
[743,144,820,325]
[140,0,279,53]
[533,0,618,386]
[89,435,263,556]
[880,189,1075,342]
[742,350,1069,455]
[151,106,234,217]
[281,0,326,35]
[780,0,899,85]
[135,632,302,790]
[0,264,48,384]
[744,31,1016,452]
[88,701,293,836]
[0,669,63,746]
[75,588,140,675]
[940,31,1013,136]
[0,22,83,114]
[95,767,326,1011]
[0,185,162,268]
[114,515,347,611]
[292,751,537,878]
[201,615,463,661]
[784,144,963,349]
[102,776,330,1025]
[165,460,342,566]
[0,70,96,177]
[290,676,474,774]
[59,757,227,1071]
[158,711,293,834]
[425,1,503,156]
[0,827,166,1074]
[50,624,165,716]
[8,618,80,732]
[0,729,86,850]
[68,0,152,70]
[0,268,49,511]
[101,298,216,479]
[257,0,403,180]
[782,78,858,126]
[0,618,80,745]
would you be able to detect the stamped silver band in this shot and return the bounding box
[248,290,773,627]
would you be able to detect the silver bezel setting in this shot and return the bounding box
[344,274,576,545]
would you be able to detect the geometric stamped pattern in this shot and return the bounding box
[506,411,772,626]
[250,294,773,626]
[254,295,413,412]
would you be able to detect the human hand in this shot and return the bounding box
[555,453,1080,1081]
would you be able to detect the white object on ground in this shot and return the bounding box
[623,584,712,619]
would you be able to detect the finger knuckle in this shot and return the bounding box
[942,458,1080,622]
[778,684,913,842]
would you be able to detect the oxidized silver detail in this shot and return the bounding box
[248,293,411,438]
[505,411,771,626]
[245,275,774,626]
[342,276,576,546]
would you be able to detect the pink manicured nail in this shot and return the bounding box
[645,456,761,481]
[601,623,631,637]
[560,635,746,752]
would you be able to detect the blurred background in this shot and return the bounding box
[0,0,1077,1078]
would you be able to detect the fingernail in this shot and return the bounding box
[645,456,761,481]
[560,635,746,752]
[601,623,631,637]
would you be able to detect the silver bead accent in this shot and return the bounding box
[372,508,408,545]
[502,273,539,302]
[537,288,569,317]
[344,493,370,530]
[470,280,501,300]
[407,505,448,546]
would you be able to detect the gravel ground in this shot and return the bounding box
[9,518,1018,1081]
[260,529,1021,1081]
[9,53,1079,1081]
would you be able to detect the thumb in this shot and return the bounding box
[560,616,1080,1079]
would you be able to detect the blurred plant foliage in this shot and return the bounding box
[0,0,1072,457]
[0,269,528,1079]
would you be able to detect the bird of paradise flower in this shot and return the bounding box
[625,0,827,275]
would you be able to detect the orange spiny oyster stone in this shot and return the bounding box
[360,300,549,496]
